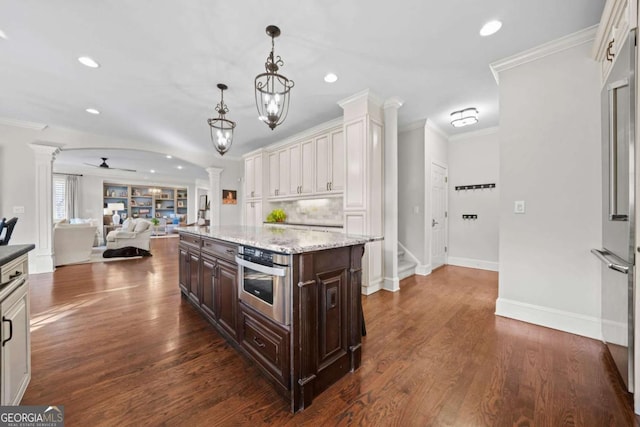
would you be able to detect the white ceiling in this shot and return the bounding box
[0,1,605,164]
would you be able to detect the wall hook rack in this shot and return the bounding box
[462,214,478,220]
[455,183,496,191]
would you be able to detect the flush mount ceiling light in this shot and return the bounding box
[324,73,338,83]
[480,20,502,36]
[207,83,236,156]
[85,108,100,115]
[78,56,100,68]
[450,108,479,128]
[255,25,295,130]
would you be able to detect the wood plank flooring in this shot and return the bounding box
[22,237,638,426]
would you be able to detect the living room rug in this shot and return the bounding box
[80,247,144,264]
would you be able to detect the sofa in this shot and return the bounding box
[106,219,152,251]
[54,223,99,266]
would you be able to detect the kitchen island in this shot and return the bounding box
[177,226,375,412]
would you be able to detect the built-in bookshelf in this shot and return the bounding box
[103,183,188,224]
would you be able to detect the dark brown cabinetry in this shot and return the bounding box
[178,231,364,413]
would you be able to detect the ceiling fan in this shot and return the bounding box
[84,157,136,172]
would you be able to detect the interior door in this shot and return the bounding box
[431,163,447,270]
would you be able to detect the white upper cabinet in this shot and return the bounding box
[268,148,290,198]
[316,130,344,193]
[244,152,263,200]
[593,0,637,84]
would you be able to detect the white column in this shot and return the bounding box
[29,143,61,273]
[383,97,404,292]
[206,167,223,226]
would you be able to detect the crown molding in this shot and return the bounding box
[383,97,404,110]
[0,117,48,130]
[490,25,598,84]
[337,89,384,109]
[448,126,500,142]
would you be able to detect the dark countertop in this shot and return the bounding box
[177,226,381,254]
[262,221,343,229]
[0,244,35,266]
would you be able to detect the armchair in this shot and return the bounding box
[54,223,98,266]
[106,219,152,251]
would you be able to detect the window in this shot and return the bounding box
[53,176,66,220]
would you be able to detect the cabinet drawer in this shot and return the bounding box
[239,304,289,388]
[179,233,201,248]
[202,238,237,262]
[1,255,28,285]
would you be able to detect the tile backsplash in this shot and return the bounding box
[267,198,343,226]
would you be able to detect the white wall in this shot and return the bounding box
[398,124,425,263]
[448,128,500,270]
[496,40,602,339]
[0,126,39,247]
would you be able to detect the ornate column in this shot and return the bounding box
[29,143,61,273]
[206,167,223,226]
[383,97,404,292]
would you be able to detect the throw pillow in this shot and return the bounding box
[133,220,150,233]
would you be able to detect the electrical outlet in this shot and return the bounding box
[514,201,525,214]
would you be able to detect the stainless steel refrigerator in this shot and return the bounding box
[592,28,636,393]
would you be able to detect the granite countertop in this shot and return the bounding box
[0,244,35,266]
[177,226,381,254]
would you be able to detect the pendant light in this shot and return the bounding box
[207,83,236,156]
[255,25,295,130]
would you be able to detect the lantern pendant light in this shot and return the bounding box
[255,25,295,130]
[207,83,236,156]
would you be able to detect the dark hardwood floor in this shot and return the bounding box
[23,237,638,426]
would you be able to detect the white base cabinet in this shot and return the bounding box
[0,252,31,406]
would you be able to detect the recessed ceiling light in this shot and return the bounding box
[177,165,183,170]
[0,29,7,40]
[150,169,155,173]
[480,20,502,37]
[166,155,172,159]
[85,108,100,115]
[78,56,100,68]
[324,73,338,83]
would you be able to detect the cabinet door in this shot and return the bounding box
[1,282,30,405]
[330,130,344,192]
[253,154,262,199]
[216,259,238,339]
[300,139,314,195]
[287,144,300,195]
[253,201,263,227]
[200,255,216,320]
[268,152,279,197]
[315,134,330,193]
[278,148,290,197]
[178,245,189,294]
[188,252,200,304]
[245,157,255,198]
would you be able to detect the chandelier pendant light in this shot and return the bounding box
[207,83,236,156]
[255,25,295,130]
[450,107,479,128]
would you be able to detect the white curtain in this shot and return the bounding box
[65,175,80,219]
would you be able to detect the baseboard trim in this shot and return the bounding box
[29,252,54,274]
[415,264,431,276]
[383,277,400,292]
[362,279,383,295]
[495,298,602,340]
[448,257,498,271]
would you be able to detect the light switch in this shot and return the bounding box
[413,206,419,214]
[514,201,525,214]
[12,206,25,214]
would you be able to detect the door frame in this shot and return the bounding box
[428,160,449,271]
